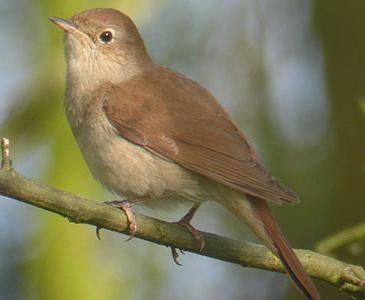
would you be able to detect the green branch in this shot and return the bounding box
[315,222,365,256]
[0,138,364,298]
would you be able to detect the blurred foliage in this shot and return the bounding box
[3,1,159,300]
[0,0,364,300]
[360,98,365,118]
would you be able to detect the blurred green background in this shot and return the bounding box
[0,0,364,299]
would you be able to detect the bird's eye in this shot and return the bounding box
[99,30,113,44]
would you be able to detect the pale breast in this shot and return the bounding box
[66,100,206,207]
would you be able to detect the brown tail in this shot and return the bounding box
[220,192,321,299]
[250,196,321,300]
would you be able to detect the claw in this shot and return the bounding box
[169,204,204,265]
[174,221,205,252]
[125,212,137,241]
[171,247,183,266]
[101,200,138,240]
[96,226,102,240]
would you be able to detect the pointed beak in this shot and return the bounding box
[49,16,76,33]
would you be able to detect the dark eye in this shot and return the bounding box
[99,31,113,44]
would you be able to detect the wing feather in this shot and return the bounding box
[100,65,298,204]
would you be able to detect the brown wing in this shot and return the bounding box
[100,65,298,204]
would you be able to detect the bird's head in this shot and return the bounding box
[50,8,151,87]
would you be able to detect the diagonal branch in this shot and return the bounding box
[315,222,365,256]
[0,138,364,298]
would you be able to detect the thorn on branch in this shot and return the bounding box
[1,137,12,171]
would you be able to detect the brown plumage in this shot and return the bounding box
[101,65,320,299]
[102,65,298,204]
[50,8,321,300]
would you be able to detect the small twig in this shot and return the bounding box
[1,138,12,170]
[0,137,365,298]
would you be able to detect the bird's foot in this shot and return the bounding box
[170,204,204,265]
[171,248,185,266]
[96,200,137,241]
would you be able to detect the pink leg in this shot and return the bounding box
[170,204,204,265]
[96,197,146,240]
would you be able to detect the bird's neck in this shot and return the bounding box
[64,45,152,131]
[66,52,150,94]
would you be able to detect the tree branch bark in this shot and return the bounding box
[1,138,364,298]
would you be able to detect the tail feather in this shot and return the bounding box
[250,196,321,300]
[219,191,321,300]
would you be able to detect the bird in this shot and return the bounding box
[49,8,321,299]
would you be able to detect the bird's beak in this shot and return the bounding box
[49,16,77,33]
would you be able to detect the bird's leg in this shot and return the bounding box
[170,204,204,265]
[96,196,146,241]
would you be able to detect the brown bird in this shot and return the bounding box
[49,8,321,300]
